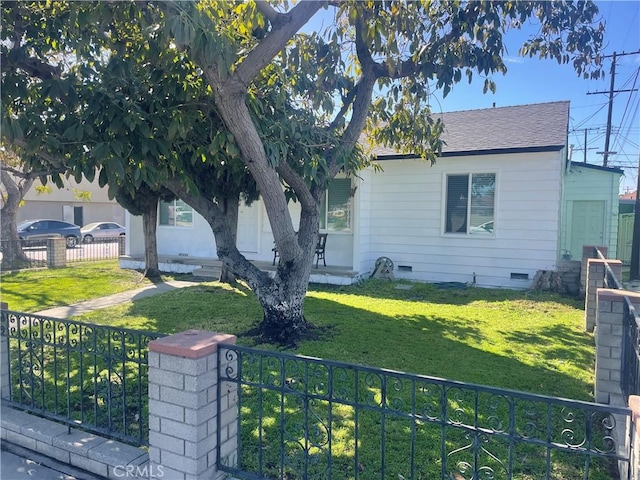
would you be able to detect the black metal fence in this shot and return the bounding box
[0,309,165,446]
[595,247,640,402]
[217,344,631,480]
[68,236,125,263]
[622,299,640,401]
[0,240,48,269]
[1,237,124,269]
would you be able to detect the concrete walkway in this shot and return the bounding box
[33,280,201,318]
[1,444,106,480]
[2,279,201,479]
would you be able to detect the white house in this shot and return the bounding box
[122,101,623,289]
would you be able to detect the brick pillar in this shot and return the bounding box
[594,289,640,405]
[47,238,67,268]
[0,302,9,401]
[118,235,126,256]
[586,259,607,332]
[585,258,624,332]
[581,245,608,297]
[148,330,237,480]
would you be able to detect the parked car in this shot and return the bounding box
[18,219,81,248]
[81,222,126,243]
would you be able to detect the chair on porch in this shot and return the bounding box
[314,233,327,268]
[272,233,328,268]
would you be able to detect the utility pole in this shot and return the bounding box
[571,127,601,163]
[587,50,640,167]
[603,52,616,166]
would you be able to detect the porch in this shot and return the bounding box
[119,254,363,285]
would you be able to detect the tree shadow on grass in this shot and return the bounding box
[75,280,593,400]
[311,278,585,308]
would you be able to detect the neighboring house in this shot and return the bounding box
[123,101,623,289]
[620,190,637,215]
[561,161,623,262]
[618,190,637,265]
[18,176,125,227]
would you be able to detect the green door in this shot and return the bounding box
[571,201,605,260]
[618,213,634,264]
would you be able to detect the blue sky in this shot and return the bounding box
[429,0,640,194]
[305,1,640,193]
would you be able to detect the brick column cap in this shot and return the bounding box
[598,288,640,303]
[149,330,237,358]
[630,395,640,424]
[587,258,622,267]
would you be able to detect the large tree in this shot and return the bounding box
[1,147,34,269]
[158,0,605,342]
[2,1,605,343]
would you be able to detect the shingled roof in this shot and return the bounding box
[371,101,570,158]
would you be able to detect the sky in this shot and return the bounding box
[428,0,640,194]
[306,1,640,194]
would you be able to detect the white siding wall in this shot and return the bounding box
[561,164,622,260]
[354,169,374,275]
[361,152,564,288]
[128,196,355,268]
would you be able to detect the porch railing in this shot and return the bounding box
[217,344,631,480]
[0,309,165,446]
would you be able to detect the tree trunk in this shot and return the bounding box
[0,170,33,270]
[167,176,320,345]
[142,203,161,280]
[219,196,239,284]
[257,260,312,343]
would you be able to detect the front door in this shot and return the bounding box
[236,202,259,253]
[571,201,605,259]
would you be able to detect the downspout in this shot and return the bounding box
[559,145,569,262]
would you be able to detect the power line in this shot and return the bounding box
[586,51,640,166]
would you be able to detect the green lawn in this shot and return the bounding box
[2,264,611,478]
[74,279,592,400]
[0,261,155,312]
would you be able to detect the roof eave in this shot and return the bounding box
[374,144,566,161]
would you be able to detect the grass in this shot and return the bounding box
[0,261,155,312]
[1,264,615,478]
[75,279,593,400]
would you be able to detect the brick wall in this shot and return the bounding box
[148,330,238,480]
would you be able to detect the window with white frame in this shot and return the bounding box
[445,173,495,235]
[159,199,194,227]
[320,178,352,232]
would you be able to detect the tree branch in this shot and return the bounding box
[234,1,324,88]
[1,164,67,179]
[327,7,378,176]
[166,176,271,289]
[275,161,316,210]
[254,1,280,25]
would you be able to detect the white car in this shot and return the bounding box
[81,222,126,243]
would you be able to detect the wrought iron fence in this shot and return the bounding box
[0,237,123,269]
[0,309,165,446]
[217,344,630,480]
[68,236,125,263]
[0,240,48,269]
[595,247,640,401]
[622,299,640,401]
